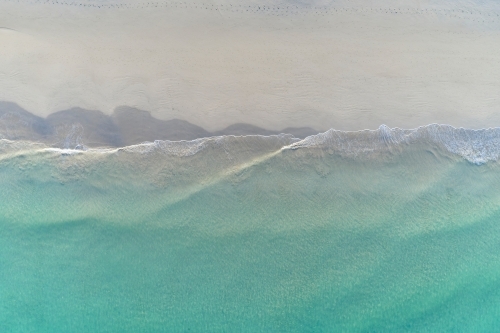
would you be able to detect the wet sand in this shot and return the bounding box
[0,102,318,147]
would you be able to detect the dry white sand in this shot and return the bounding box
[1,0,500,131]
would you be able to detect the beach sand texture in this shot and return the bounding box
[1,0,500,131]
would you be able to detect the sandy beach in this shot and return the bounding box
[1,0,500,132]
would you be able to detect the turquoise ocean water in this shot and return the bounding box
[1,125,500,332]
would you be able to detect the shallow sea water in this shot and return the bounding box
[1,127,500,332]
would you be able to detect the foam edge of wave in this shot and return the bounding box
[284,124,500,165]
[3,124,500,165]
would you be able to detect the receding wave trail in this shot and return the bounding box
[2,123,500,332]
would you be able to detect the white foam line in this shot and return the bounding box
[3,124,500,164]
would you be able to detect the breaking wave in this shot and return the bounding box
[286,124,500,165]
[2,124,500,165]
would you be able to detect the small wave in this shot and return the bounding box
[120,134,299,157]
[285,124,500,165]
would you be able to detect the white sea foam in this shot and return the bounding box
[286,124,500,165]
[121,134,299,157]
[2,124,500,164]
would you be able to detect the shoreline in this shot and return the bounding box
[3,119,500,165]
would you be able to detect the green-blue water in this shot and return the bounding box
[1,127,500,332]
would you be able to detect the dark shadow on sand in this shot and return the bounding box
[0,102,319,148]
